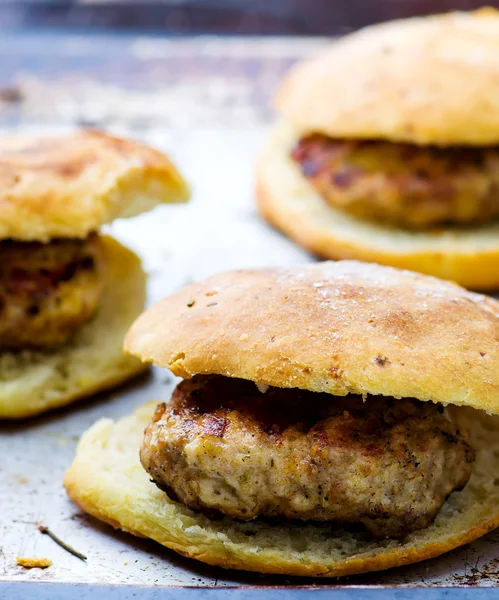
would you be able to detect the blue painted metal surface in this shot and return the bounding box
[3,583,499,600]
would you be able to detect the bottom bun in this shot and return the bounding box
[0,236,147,419]
[257,123,499,290]
[64,401,499,577]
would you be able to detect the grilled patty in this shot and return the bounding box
[141,375,475,539]
[0,234,104,350]
[291,135,499,229]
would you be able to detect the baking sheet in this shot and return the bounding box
[1,124,499,589]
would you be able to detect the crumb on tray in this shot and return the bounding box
[16,556,52,569]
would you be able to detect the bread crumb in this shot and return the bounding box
[240,333,249,341]
[17,556,52,569]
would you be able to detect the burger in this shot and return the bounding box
[257,9,499,290]
[0,129,189,418]
[65,260,499,577]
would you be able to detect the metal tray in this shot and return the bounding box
[0,33,498,598]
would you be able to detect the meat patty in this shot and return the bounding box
[0,234,104,350]
[141,375,475,539]
[291,135,499,229]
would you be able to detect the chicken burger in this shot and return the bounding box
[0,129,189,418]
[65,260,499,576]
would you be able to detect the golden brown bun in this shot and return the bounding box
[0,236,147,419]
[276,8,499,145]
[257,123,499,290]
[0,130,190,242]
[125,255,499,416]
[64,402,499,577]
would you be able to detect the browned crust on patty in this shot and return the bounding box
[0,235,104,350]
[141,376,474,539]
[291,135,499,229]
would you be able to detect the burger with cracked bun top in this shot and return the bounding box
[0,129,189,418]
[65,260,499,577]
[257,8,499,289]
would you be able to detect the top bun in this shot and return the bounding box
[0,129,190,241]
[125,260,499,415]
[276,9,499,146]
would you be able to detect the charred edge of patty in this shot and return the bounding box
[291,134,499,230]
[141,376,476,540]
[0,234,104,350]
